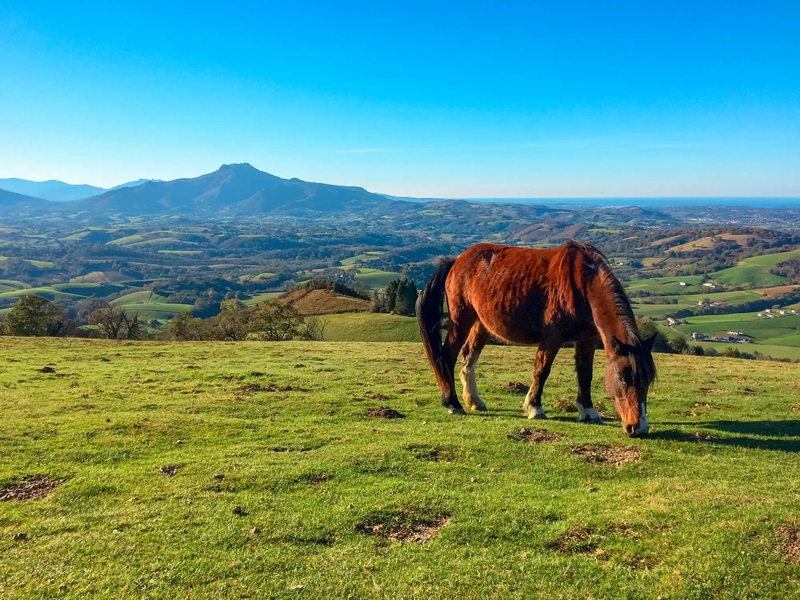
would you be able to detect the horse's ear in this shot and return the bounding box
[642,334,657,352]
[610,335,626,355]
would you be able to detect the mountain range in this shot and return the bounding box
[0,164,400,216]
[0,177,160,202]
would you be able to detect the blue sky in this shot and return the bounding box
[1,1,798,197]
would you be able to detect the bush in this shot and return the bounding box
[2,295,72,337]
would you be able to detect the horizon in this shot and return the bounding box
[1,2,799,198]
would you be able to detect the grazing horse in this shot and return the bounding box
[416,241,656,437]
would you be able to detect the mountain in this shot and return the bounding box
[73,163,398,216]
[108,179,161,191]
[0,177,162,202]
[0,178,106,202]
[0,188,54,209]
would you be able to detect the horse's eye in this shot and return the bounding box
[616,370,625,382]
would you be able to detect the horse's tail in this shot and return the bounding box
[416,257,456,396]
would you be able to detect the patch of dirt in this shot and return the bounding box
[547,526,597,554]
[39,366,56,374]
[368,407,404,419]
[0,475,65,502]
[364,391,391,401]
[356,511,449,543]
[791,403,800,411]
[693,402,715,409]
[237,383,295,394]
[509,428,564,443]
[556,397,578,413]
[571,444,641,467]
[159,465,180,477]
[778,524,800,562]
[294,472,334,486]
[741,387,757,397]
[500,381,528,394]
[406,444,461,462]
[700,388,727,395]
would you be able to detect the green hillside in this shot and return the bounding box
[0,339,799,598]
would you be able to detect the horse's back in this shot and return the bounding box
[446,243,592,344]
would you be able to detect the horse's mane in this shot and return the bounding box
[564,240,657,388]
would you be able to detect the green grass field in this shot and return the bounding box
[711,249,800,286]
[110,291,193,320]
[355,269,402,289]
[1,339,799,598]
[322,313,420,342]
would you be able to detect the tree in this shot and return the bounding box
[168,311,205,341]
[635,317,670,353]
[214,299,250,341]
[88,301,144,340]
[724,347,742,359]
[249,300,303,341]
[372,278,418,316]
[668,333,689,354]
[393,278,418,316]
[2,295,71,337]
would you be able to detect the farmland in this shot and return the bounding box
[1,338,799,598]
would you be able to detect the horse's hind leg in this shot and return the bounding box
[522,342,560,419]
[440,304,477,415]
[575,336,603,424]
[460,322,490,411]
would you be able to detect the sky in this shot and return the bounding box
[1,1,798,198]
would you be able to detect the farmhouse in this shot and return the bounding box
[667,317,681,326]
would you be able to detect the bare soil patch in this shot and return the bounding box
[547,526,597,554]
[500,381,528,394]
[238,383,295,394]
[556,397,578,413]
[364,391,392,401]
[368,407,404,419]
[406,444,462,462]
[778,525,800,562]
[356,510,449,543]
[39,366,56,374]
[0,475,65,502]
[509,428,564,443]
[571,444,641,467]
[159,465,180,477]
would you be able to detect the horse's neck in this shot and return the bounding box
[586,273,631,355]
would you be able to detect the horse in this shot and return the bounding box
[416,241,656,437]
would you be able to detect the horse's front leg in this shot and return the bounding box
[574,337,603,425]
[523,342,559,419]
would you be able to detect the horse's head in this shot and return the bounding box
[605,335,657,437]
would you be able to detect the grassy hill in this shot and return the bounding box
[712,249,800,286]
[1,339,798,598]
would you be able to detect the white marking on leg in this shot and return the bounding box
[460,363,486,410]
[634,403,649,436]
[577,404,603,424]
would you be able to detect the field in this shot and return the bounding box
[1,338,799,598]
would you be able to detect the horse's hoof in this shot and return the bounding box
[526,407,547,420]
[577,416,604,425]
[577,407,604,425]
[447,406,466,415]
[472,404,488,412]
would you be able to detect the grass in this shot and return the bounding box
[322,313,420,341]
[110,291,192,320]
[0,339,799,598]
[711,249,800,287]
[355,269,401,289]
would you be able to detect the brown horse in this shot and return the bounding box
[416,241,656,437]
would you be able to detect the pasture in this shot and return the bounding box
[1,339,799,598]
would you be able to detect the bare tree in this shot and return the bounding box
[88,301,144,340]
